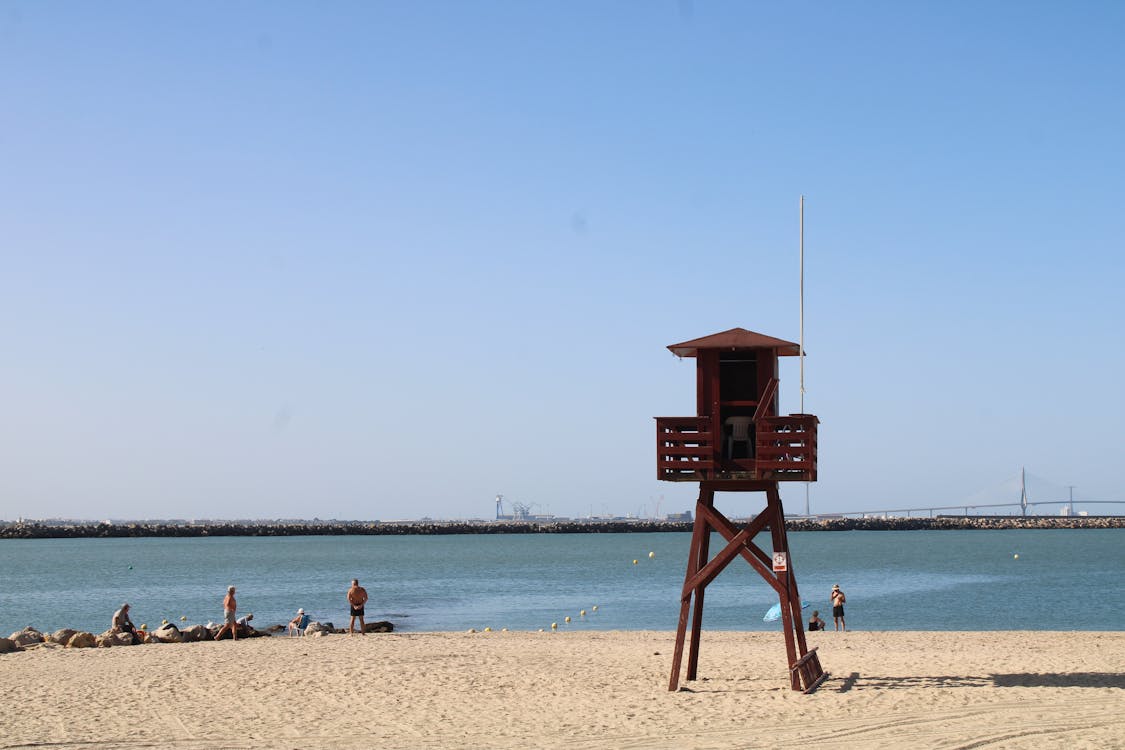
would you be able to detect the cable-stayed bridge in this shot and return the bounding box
[798,468,1124,519]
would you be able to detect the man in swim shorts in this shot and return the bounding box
[831,584,846,631]
[347,578,368,635]
[214,585,239,641]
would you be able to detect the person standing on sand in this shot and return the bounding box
[347,579,368,635]
[831,584,846,631]
[214,585,239,641]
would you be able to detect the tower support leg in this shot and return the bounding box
[766,484,803,691]
[668,488,710,691]
[686,489,714,681]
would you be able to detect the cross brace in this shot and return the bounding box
[668,481,826,692]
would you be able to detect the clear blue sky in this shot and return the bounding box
[2,2,1122,521]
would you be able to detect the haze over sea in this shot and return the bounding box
[2,529,1121,637]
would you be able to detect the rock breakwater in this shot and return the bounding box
[1,516,1121,539]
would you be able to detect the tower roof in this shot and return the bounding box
[667,327,802,358]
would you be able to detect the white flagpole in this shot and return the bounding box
[800,195,805,414]
[800,195,809,517]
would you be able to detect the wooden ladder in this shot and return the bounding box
[791,647,828,693]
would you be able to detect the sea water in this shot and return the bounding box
[0,529,1122,636]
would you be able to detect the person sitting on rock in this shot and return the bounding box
[111,603,139,643]
[235,612,254,635]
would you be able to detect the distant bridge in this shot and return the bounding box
[794,468,1124,519]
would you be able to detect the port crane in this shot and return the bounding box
[495,494,536,521]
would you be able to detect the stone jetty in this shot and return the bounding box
[1,516,1121,539]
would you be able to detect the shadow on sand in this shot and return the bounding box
[835,671,1125,692]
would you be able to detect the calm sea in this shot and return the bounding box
[1,530,1122,636]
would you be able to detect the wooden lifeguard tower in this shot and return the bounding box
[655,327,827,692]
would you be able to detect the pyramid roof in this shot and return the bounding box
[667,327,802,358]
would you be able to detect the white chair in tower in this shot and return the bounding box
[725,416,754,460]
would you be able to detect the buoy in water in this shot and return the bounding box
[632,559,638,565]
[564,616,571,623]
[484,626,492,632]
[551,622,558,630]
[180,616,187,621]
[580,610,586,616]
[592,605,598,612]
[649,551,655,559]
[1014,553,1019,559]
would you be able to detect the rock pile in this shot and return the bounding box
[0,618,322,654]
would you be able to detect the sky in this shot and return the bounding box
[2,2,1123,521]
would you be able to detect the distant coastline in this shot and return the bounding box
[1,515,1122,539]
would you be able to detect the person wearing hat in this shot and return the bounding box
[830,584,847,631]
[235,612,255,635]
[288,607,310,636]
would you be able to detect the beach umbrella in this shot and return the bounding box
[763,601,810,622]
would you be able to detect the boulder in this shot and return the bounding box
[150,624,183,643]
[98,629,137,647]
[47,628,78,645]
[0,637,21,654]
[67,632,96,648]
[304,621,333,636]
[180,624,211,642]
[363,621,394,634]
[265,624,285,634]
[8,627,44,647]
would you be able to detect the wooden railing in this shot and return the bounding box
[756,414,818,481]
[655,416,714,481]
[656,413,818,482]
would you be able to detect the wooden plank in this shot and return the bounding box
[752,378,779,423]
[659,458,714,467]
[755,447,810,457]
[802,670,829,694]
[658,446,713,456]
[791,646,819,668]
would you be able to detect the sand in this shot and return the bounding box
[2,630,1123,749]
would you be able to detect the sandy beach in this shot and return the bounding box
[2,630,1123,749]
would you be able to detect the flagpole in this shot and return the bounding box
[800,195,809,517]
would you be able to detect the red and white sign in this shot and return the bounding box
[772,552,788,572]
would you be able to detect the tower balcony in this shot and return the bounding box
[655,414,818,483]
